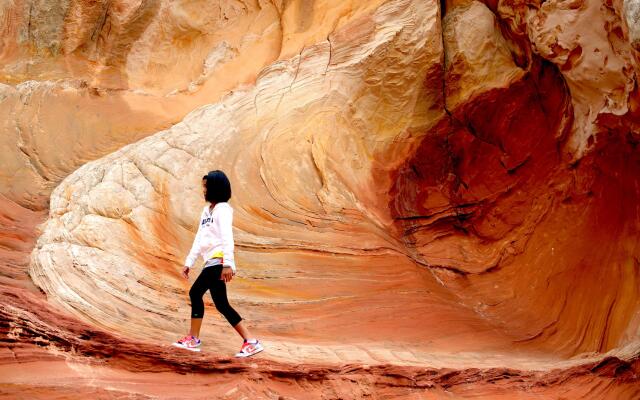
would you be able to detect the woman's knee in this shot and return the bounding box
[189,284,206,301]
[213,297,231,313]
[190,295,205,319]
[216,303,241,325]
[191,306,205,319]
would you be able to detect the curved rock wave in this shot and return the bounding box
[28,0,640,364]
[0,0,637,397]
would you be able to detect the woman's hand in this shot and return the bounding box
[182,266,190,279]
[221,266,234,282]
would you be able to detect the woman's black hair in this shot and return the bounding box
[202,170,232,203]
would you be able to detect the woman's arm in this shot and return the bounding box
[217,206,236,279]
[184,209,205,270]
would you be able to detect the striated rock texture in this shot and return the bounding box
[0,0,384,208]
[30,0,463,361]
[1,0,639,398]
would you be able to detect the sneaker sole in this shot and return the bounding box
[172,343,201,352]
[235,346,264,358]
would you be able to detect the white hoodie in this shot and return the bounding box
[184,202,236,272]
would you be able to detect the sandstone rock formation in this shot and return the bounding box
[624,0,640,50]
[0,0,384,208]
[2,0,640,398]
[30,0,458,358]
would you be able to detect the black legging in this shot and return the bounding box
[189,264,242,326]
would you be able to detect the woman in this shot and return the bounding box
[172,170,263,357]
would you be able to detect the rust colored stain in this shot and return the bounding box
[124,180,184,282]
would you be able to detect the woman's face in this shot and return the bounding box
[202,179,207,199]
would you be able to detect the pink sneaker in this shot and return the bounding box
[172,335,201,352]
[235,339,264,358]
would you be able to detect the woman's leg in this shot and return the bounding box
[189,318,203,338]
[232,321,254,341]
[188,268,213,338]
[209,266,248,338]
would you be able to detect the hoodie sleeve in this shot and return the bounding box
[217,205,236,272]
[184,209,205,268]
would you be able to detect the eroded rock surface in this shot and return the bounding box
[0,0,383,208]
[1,0,639,398]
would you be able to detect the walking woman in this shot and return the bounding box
[172,170,263,357]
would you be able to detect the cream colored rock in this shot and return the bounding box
[525,0,636,157]
[624,0,640,71]
[443,1,525,110]
[624,0,640,50]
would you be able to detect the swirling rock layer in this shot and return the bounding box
[1,0,640,398]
